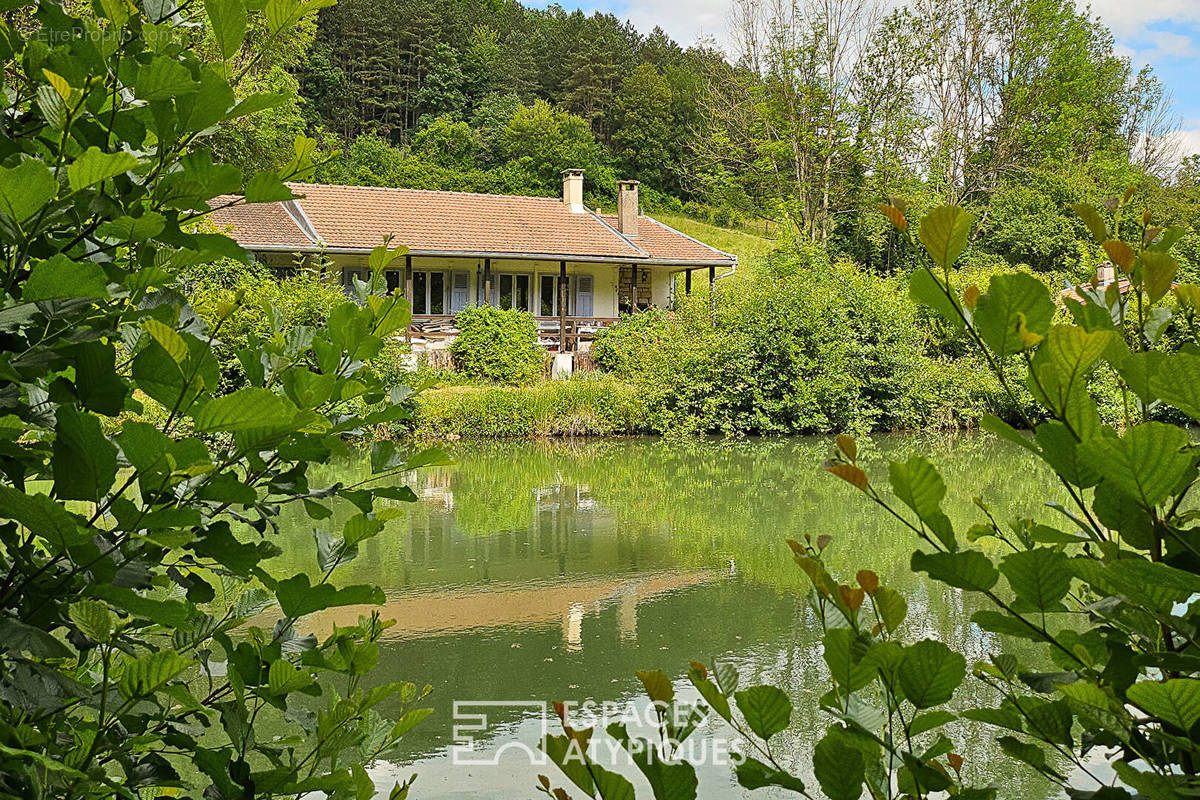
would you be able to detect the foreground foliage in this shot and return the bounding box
[542,195,1200,798]
[0,0,435,795]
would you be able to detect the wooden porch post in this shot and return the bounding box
[404,255,413,342]
[558,260,568,351]
[630,265,638,311]
[483,258,492,306]
[685,268,692,296]
[709,265,716,320]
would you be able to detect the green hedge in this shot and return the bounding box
[449,305,547,384]
[409,376,650,437]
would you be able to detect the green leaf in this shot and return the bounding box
[0,158,57,224]
[274,575,384,618]
[1141,250,1178,304]
[735,756,805,794]
[73,341,127,416]
[635,670,674,705]
[909,268,964,330]
[97,212,166,242]
[52,406,118,502]
[90,585,191,628]
[68,599,113,643]
[267,659,314,696]
[1001,548,1070,611]
[888,456,955,550]
[66,147,138,192]
[24,255,108,301]
[823,628,875,692]
[974,273,1055,358]
[135,57,199,101]
[1126,679,1200,731]
[0,487,83,550]
[1072,203,1108,243]
[909,709,956,736]
[873,586,907,632]
[204,0,247,59]
[1079,423,1191,508]
[910,549,998,591]
[918,205,975,270]
[244,170,293,202]
[733,685,792,740]
[143,319,189,363]
[1034,422,1101,488]
[997,736,1064,781]
[970,610,1051,642]
[0,619,73,658]
[1150,353,1200,422]
[192,387,304,439]
[119,650,191,698]
[813,726,864,800]
[898,639,966,709]
[607,723,697,800]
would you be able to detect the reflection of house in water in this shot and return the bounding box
[311,477,709,650]
[313,571,712,648]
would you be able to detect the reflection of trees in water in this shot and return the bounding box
[282,436,1066,795]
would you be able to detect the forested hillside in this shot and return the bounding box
[218,0,1200,279]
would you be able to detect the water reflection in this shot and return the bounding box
[277,434,1068,799]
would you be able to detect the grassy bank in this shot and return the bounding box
[409,375,652,437]
[653,213,775,268]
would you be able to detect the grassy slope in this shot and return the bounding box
[652,213,776,270]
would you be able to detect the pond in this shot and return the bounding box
[277,434,1071,799]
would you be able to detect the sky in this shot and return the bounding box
[528,0,1200,158]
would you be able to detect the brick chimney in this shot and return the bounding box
[617,180,639,236]
[1096,262,1116,288]
[562,169,585,213]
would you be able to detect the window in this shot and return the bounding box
[540,274,569,316]
[498,273,532,312]
[385,270,401,294]
[539,273,593,316]
[412,270,446,315]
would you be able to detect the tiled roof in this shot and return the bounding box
[208,196,312,250]
[602,215,734,264]
[208,183,735,266]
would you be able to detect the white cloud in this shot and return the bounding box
[616,0,1200,59]
[1081,0,1200,39]
[1176,126,1200,158]
[621,0,733,50]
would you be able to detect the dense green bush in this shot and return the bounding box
[189,259,350,390]
[450,305,547,384]
[410,376,648,437]
[0,0,435,796]
[594,256,1014,435]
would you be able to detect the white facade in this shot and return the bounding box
[326,254,674,317]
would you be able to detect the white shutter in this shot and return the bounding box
[451,270,470,311]
[575,274,593,316]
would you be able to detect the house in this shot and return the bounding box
[1058,262,1178,304]
[209,170,736,358]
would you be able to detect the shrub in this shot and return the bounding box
[593,258,964,434]
[450,305,547,384]
[190,260,351,390]
[0,3,434,796]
